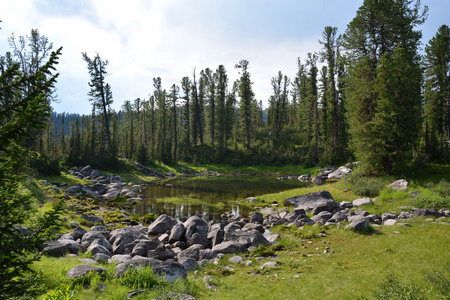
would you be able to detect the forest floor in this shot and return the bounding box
[29,162,450,299]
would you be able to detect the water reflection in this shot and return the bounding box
[129,175,304,220]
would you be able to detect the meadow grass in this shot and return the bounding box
[193,220,449,299]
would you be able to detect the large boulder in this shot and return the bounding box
[177,244,204,261]
[345,216,370,232]
[148,215,177,235]
[67,264,106,279]
[61,226,87,241]
[110,227,144,254]
[169,223,186,243]
[183,216,208,240]
[81,231,110,248]
[282,207,307,223]
[298,174,311,182]
[212,241,248,254]
[283,191,339,215]
[388,179,409,191]
[223,229,270,248]
[328,166,353,179]
[411,208,440,218]
[131,239,160,257]
[40,241,69,257]
[147,244,176,260]
[249,211,264,224]
[353,197,373,207]
[207,223,224,248]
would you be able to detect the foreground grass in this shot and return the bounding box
[31,163,450,299]
[194,220,449,299]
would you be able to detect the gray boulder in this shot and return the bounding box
[177,244,204,261]
[283,191,339,215]
[169,223,186,243]
[61,226,87,241]
[328,211,348,223]
[345,216,370,232]
[186,232,211,248]
[249,211,264,224]
[411,208,440,218]
[87,244,112,257]
[67,264,106,279]
[110,228,144,254]
[283,207,307,223]
[66,185,83,194]
[148,215,177,235]
[388,179,409,191]
[353,197,373,207]
[328,166,353,179]
[183,216,209,240]
[178,257,198,271]
[224,229,270,248]
[298,174,311,182]
[131,239,160,257]
[82,186,100,199]
[58,238,80,254]
[207,223,224,248]
[41,241,69,257]
[212,241,248,254]
[147,244,176,260]
[81,231,109,248]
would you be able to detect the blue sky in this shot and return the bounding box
[1,0,449,115]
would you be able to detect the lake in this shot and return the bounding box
[129,175,306,221]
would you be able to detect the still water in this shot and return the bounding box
[130,175,305,221]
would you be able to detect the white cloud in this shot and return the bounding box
[1,0,449,114]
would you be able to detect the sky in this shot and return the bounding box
[1,0,449,115]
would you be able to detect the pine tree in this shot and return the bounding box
[81,52,113,159]
[235,59,255,150]
[423,24,450,160]
[343,0,427,173]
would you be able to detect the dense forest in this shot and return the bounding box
[3,0,450,177]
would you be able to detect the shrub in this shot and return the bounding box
[409,189,449,209]
[359,274,426,300]
[350,176,391,197]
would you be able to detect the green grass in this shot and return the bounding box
[29,163,450,299]
[156,195,226,210]
[193,220,449,299]
[191,163,320,176]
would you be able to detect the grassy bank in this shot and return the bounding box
[29,163,450,299]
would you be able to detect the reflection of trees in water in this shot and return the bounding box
[129,176,302,220]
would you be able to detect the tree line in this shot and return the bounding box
[6,0,450,175]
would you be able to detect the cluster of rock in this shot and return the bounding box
[41,212,276,283]
[277,189,450,232]
[65,166,144,201]
[298,166,353,185]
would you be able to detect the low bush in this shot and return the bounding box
[359,274,426,300]
[409,189,449,209]
[350,176,391,197]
